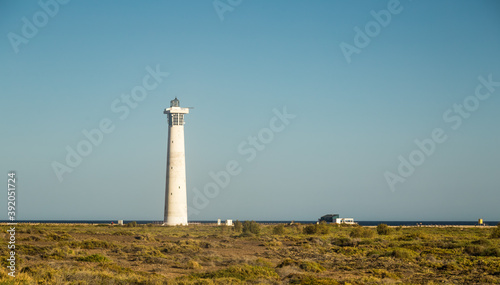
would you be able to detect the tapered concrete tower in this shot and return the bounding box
[163,97,189,226]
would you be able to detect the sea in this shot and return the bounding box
[2,220,498,226]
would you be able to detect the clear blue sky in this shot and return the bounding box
[1,0,499,221]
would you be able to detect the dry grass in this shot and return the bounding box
[0,223,499,284]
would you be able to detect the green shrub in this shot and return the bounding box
[377,224,391,235]
[318,223,329,234]
[126,221,137,227]
[332,237,355,247]
[350,227,374,238]
[465,245,500,257]
[303,224,329,235]
[287,274,339,285]
[186,260,203,269]
[472,238,492,246]
[369,268,400,279]
[490,223,500,238]
[366,249,386,258]
[18,245,47,256]
[23,235,41,241]
[161,240,201,254]
[242,221,260,235]
[191,264,279,281]
[46,232,73,241]
[299,261,325,273]
[233,220,243,232]
[438,262,459,271]
[18,227,46,234]
[483,247,500,257]
[71,239,116,249]
[303,225,317,235]
[277,258,297,268]
[273,224,285,235]
[135,233,156,241]
[391,248,416,259]
[400,231,427,241]
[77,254,110,263]
[218,225,229,235]
[41,247,74,260]
[465,245,484,256]
[277,258,325,272]
[112,230,134,236]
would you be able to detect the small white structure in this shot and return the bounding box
[217,219,221,226]
[118,220,124,225]
[343,218,355,225]
[335,218,356,225]
[226,219,233,226]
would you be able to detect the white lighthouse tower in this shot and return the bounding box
[163,97,189,226]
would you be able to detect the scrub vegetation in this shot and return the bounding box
[0,222,499,284]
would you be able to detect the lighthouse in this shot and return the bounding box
[163,97,189,226]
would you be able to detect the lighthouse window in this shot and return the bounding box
[170,113,185,126]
